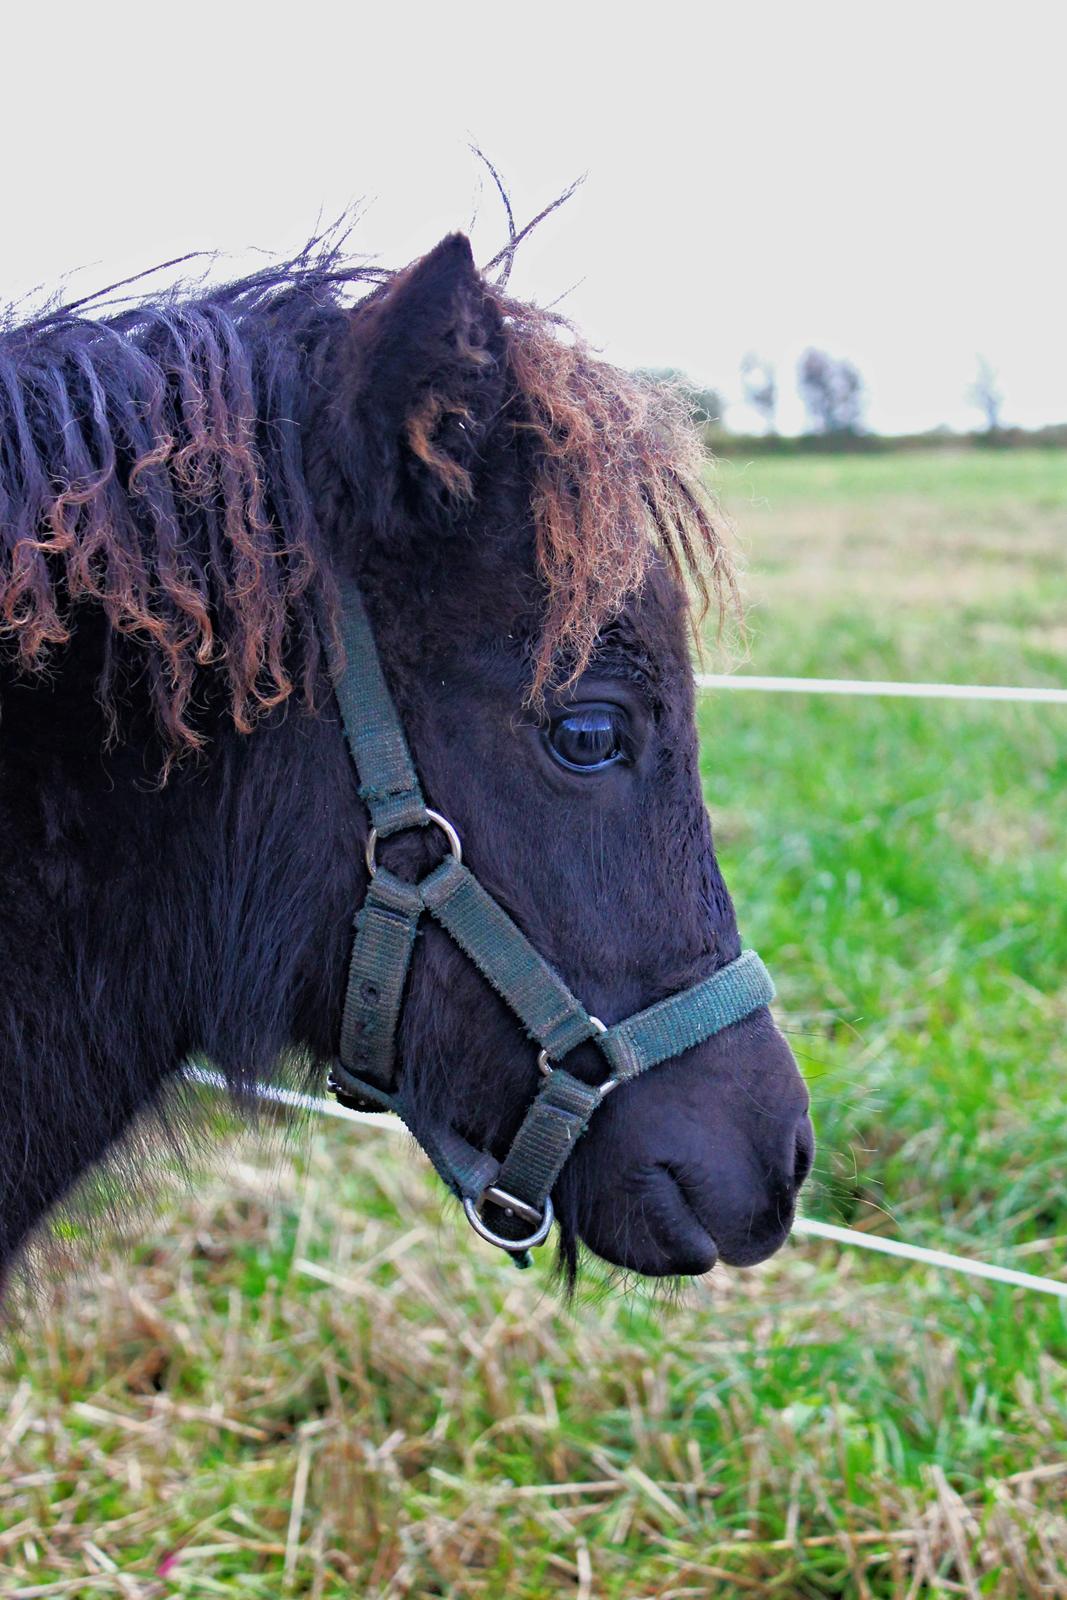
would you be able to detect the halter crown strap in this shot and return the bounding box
[325,583,775,1265]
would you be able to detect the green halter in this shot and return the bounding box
[325,585,774,1265]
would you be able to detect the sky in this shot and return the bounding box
[2,2,1064,435]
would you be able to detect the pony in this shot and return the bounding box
[0,222,813,1289]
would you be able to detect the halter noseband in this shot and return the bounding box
[325,585,774,1266]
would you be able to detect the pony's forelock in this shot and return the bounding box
[491,292,737,703]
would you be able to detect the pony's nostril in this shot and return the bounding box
[793,1116,815,1188]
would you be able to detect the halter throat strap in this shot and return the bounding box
[325,584,774,1265]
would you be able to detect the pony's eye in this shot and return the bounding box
[546,706,629,772]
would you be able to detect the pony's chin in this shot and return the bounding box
[575,1165,799,1279]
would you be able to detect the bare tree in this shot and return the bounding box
[968,357,1003,432]
[741,352,778,433]
[797,348,865,434]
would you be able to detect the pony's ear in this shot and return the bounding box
[345,234,508,516]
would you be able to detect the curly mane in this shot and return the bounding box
[0,233,732,755]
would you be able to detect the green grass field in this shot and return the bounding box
[2,450,1066,1597]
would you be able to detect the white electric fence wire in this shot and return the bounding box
[185,1066,387,1129]
[695,674,1067,705]
[791,1218,1067,1300]
[183,1067,1067,1301]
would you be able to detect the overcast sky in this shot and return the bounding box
[3,2,1063,434]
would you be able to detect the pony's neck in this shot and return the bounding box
[0,701,355,1268]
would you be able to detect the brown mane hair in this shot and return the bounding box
[0,239,734,756]
[492,290,736,703]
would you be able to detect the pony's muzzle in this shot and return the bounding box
[562,1007,814,1277]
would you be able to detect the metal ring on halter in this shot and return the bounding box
[365,809,462,878]
[537,1016,607,1077]
[463,1189,555,1252]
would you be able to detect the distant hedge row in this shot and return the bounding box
[704,424,1067,456]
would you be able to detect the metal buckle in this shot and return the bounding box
[462,1187,555,1252]
[537,1016,617,1096]
[365,809,462,879]
[326,1069,389,1114]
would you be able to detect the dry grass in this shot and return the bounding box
[2,1111,1066,1598]
[731,493,1065,613]
[714,449,1067,688]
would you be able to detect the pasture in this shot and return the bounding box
[2,449,1065,1597]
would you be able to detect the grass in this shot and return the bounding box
[2,449,1066,1597]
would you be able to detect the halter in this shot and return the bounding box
[325,585,774,1266]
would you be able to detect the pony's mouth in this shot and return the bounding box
[654,1163,721,1275]
[565,1161,721,1278]
[671,1161,802,1272]
[567,1156,802,1279]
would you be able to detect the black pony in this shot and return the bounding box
[0,228,813,1286]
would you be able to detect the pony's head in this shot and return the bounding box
[0,230,812,1282]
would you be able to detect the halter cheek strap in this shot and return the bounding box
[325,585,774,1266]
